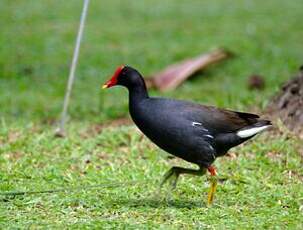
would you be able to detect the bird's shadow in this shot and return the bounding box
[1,192,213,210]
[110,196,207,209]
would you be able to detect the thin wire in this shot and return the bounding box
[0,180,147,197]
[56,0,90,136]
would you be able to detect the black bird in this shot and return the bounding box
[102,66,271,204]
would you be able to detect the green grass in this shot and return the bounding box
[0,124,302,228]
[0,0,303,228]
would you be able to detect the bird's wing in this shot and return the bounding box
[147,98,260,134]
[185,104,260,134]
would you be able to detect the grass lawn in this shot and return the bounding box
[1,0,303,228]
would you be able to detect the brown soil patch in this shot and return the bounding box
[266,67,303,138]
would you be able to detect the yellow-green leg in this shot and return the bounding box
[207,166,217,205]
[159,165,218,205]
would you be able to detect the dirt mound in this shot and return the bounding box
[266,67,303,137]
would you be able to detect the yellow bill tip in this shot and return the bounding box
[102,84,108,89]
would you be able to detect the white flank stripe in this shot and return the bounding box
[192,122,202,126]
[237,125,271,138]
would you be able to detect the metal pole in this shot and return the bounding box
[55,0,90,137]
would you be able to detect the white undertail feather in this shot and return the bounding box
[237,125,271,138]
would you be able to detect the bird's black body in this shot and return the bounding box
[114,66,271,168]
[132,98,249,167]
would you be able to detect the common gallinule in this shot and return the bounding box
[102,66,271,204]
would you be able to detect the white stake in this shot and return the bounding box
[56,0,90,137]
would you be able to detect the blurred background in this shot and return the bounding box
[1,0,302,124]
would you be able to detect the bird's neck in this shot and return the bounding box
[128,80,149,114]
[129,82,148,102]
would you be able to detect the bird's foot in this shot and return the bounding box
[159,167,180,191]
[160,166,206,190]
[158,166,208,204]
[154,168,179,203]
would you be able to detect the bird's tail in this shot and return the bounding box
[236,120,272,138]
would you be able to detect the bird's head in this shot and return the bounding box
[102,65,143,89]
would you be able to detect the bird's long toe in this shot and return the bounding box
[160,167,180,190]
